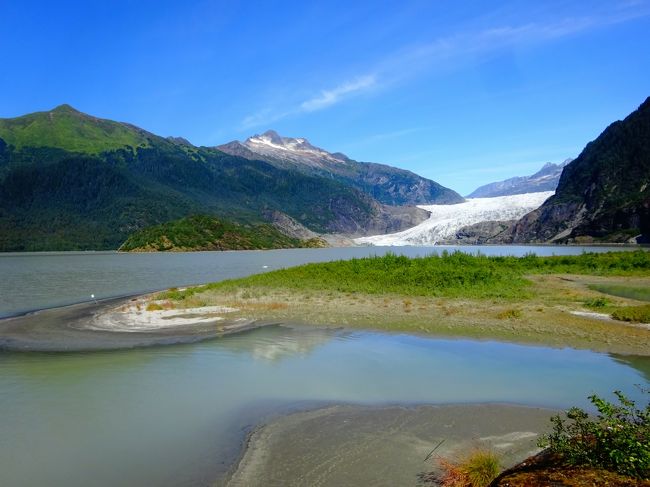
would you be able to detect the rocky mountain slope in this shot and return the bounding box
[217,130,463,206]
[468,160,571,198]
[512,97,650,243]
[0,105,427,251]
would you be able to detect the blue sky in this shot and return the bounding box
[1,0,649,195]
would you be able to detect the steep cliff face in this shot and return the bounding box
[512,97,650,243]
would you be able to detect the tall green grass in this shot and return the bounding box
[611,305,650,323]
[159,250,650,301]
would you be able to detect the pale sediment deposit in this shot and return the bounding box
[87,302,240,332]
[0,296,262,351]
[222,404,555,487]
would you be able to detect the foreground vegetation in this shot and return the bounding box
[147,250,650,355]
[118,214,326,251]
[428,450,501,486]
[161,250,650,301]
[430,390,649,486]
[539,390,649,479]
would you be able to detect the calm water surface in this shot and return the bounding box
[0,245,632,318]
[0,246,647,486]
[0,326,648,487]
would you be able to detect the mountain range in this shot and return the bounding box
[467,159,571,198]
[0,105,456,251]
[217,130,463,206]
[1,96,648,250]
[353,97,650,246]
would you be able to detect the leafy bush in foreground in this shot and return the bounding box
[538,390,650,479]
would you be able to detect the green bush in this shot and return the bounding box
[584,297,610,308]
[611,305,650,323]
[538,390,650,479]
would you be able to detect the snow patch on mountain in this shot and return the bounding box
[467,160,571,198]
[355,191,554,246]
[244,130,348,166]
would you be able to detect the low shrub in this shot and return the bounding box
[496,308,522,319]
[538,390,650,479]
[584,297,610,308]
[611,305,650,323]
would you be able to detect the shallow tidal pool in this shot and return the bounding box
[0,325,648,486]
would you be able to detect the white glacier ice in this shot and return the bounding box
[355,191,554,246]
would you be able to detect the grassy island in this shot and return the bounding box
[147,250,650,355]
[118,214,327,252]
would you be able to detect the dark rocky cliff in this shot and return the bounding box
[512,97,650,243]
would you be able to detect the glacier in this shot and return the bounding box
[355,191,554,246]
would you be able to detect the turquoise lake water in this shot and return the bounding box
[0,247,647,486]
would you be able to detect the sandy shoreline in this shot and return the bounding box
[1,288,646,485]
[0,295,271,351]
[219,403,556,487]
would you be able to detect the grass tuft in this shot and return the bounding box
[434,449,501,487]
[611,304,650,323]
[584,297,610,308]
[464,450,502,486]
[497,308,522,319]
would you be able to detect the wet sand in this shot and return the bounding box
[0,296,266,351]
[222,403,555,487]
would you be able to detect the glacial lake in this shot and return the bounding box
[0,245,636,318]
[0,246,648,486]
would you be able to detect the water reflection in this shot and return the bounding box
[218,325,341,362]
[1,327,648,487]
[0,246,634,318]
[611,353,650,384]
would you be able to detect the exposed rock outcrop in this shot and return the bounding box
[512,97,650,243]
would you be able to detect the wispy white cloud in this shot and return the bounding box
[240,2,650,130]
[240,75,376,129]
[376,4,650,85]
[300,75,376,112]
[240,108,292,131]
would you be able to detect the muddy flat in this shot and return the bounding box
[223,404,555,487]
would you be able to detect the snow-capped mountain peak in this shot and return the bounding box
[215,130,465,206]
[241,130,350,168]
[467,159,572,198]
[244,130,347,162]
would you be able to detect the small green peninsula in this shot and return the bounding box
[146,250,650,354]
[118,214,327,252]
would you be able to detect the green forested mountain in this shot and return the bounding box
[0,104,152,153]
[118,214,326,251]
[218,130,464,206]
[0,105,425,251]
[512,97,650,243]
